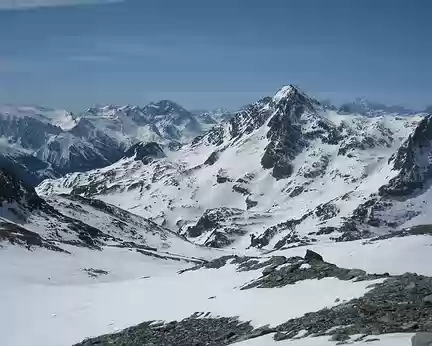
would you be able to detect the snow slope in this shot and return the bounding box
[2,233,430,345]
[0,168,214,263]
[0,242,388,346]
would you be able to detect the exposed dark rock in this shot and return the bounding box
[260,87,315,180]
[274,272,432,340]
[0,220,68,253]
[245,197,258,210]
[241,256,385,290]
[301,155,330,179]
[74,315,256,346]
[217,175,230,183]
[330,333,350,342]
[380,115,432,198]
[0,168,44,210]
[232,184,251,195]
[216,169,231,183]
[412,332,432,346]
[186,208,243,239]
[316,226,337,235]
[304,249,324,262]
[288,185,305,198]
[124,142,166,164]
[205,151,219,165]
[314,202,339,221]
[167,141,182,151]
[83,268,109,278]
[204,231,235,248]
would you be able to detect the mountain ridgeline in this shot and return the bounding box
[0,102,233,185]
[34,85,432,252]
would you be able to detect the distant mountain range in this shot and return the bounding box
[36,86,431,250]
[337,97,422,117]
[1,97,428,186]
[0,102,235,185]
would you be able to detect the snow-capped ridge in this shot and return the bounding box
[339,97,420,117]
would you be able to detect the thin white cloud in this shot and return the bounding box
[0,0,123,10]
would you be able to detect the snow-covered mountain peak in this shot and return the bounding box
[272,85,297,102]
[272,84,308,104]
[272,84,316,107]
[0,105,77,131]
[37,86,427,252]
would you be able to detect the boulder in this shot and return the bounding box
[304,249,324,262]
[411,332,432,346]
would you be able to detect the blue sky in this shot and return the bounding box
[0,0,431,111]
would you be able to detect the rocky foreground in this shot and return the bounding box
[74,251,432,346]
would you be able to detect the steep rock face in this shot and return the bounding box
[0,151,57,186]
[380,115,432,197]
[35,133,114,174]
[261,86,314,179]
[0,115,62,151]
[124,142,166,163]
[0,168,44,210]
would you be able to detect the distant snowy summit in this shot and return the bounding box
[0,100,235,185]
[338,97,422,117]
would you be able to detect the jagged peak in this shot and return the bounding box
[272,85,300,103]
[271,85,318,111]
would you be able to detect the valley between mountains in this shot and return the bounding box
[2,86,432,346]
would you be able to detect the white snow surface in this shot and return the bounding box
[0,105,77,130]
[271,234,432,276]
[1,242,384,346]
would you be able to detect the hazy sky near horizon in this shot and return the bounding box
[0,0,431,111]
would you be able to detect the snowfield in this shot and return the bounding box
[2,86,432,346]
[1,234,430,345]
[0,245,381,346]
